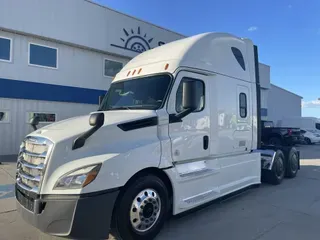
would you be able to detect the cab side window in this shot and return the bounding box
[176,78,205,113]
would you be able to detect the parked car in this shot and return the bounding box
[300,129,320,144]
[261,120,301,146]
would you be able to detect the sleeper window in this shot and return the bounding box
[239,93,247,118]
[176,78,205,113]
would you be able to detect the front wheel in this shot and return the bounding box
[112,175,169,240]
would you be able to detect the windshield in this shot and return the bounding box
[99,74,172,111]
[316,123,320,130]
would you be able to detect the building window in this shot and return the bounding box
[0,111,10,123]
[29,43,58,69]
[28,112,56,123]
[0,37,12,62]
[231,47,246,71]
[104,59,123,77]
[176,78,205,113]
[239,93,247,118]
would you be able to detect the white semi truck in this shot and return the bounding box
[15,32,300,240]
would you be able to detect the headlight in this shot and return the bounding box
[54,164,101,189]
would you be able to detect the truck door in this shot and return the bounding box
[167,71,210,163]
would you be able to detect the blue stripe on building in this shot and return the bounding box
[0,78,107,104]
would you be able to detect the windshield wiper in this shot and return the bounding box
[108,106,132,111]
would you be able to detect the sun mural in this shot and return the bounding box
[111,27,165,53]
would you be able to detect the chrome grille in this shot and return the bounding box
[16,136,53,193]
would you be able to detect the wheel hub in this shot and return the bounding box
[130,189,161,232]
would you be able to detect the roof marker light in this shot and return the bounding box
[132,69,136,75]
[138,68,142,74]
[127,71,131,76]
[165,63,169,70]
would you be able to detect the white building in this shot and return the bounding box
[0,0,301,160]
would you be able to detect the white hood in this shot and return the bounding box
[30,110,157,143]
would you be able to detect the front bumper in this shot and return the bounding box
[16,184,119,239]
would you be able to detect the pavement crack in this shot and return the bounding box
[253,198,318,219]
[0,167,15,180]
[0,209,16,215]
[253,221,284,240]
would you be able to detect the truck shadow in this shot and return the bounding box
[155,164,320,240]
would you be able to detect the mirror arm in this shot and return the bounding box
[169,108,194,123]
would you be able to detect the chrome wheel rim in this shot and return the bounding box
[130,189,161,232]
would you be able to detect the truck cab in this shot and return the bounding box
[15,32,300,240]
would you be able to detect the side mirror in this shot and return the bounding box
[182,80,198,110]
[89,112,105,127]
[73,112,105,150]
[170,80,198,123]
[30,116,40,131]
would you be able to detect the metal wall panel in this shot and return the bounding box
[0,31,128,91]
[0,98,97,156]
[0,0,184,59]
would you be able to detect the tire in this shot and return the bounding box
[112,175,169,240]
[305,137,312,145]
[285,147,299,178]
[269,137,282,146]
[268,150,286,185]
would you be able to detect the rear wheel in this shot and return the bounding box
[269,137,282,146]
[285,148,299,178]
[268,150,285,185]
[112,175,169,240]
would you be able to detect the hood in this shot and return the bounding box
[30,110,157,143]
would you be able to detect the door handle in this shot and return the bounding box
[203,135,209,150]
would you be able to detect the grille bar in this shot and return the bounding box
[22,149,47,158]
[16,136,53,194]
[18,159,44,170]
[19,169,41,182]
[16,177,39,193]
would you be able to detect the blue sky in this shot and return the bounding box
[96,0,320,117]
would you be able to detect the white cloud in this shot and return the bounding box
[248,26,258,32]
[302,99,320,108]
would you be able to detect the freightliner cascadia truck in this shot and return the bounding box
[15,32,300,240]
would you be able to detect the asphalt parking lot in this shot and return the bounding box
[1,145,320,240]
